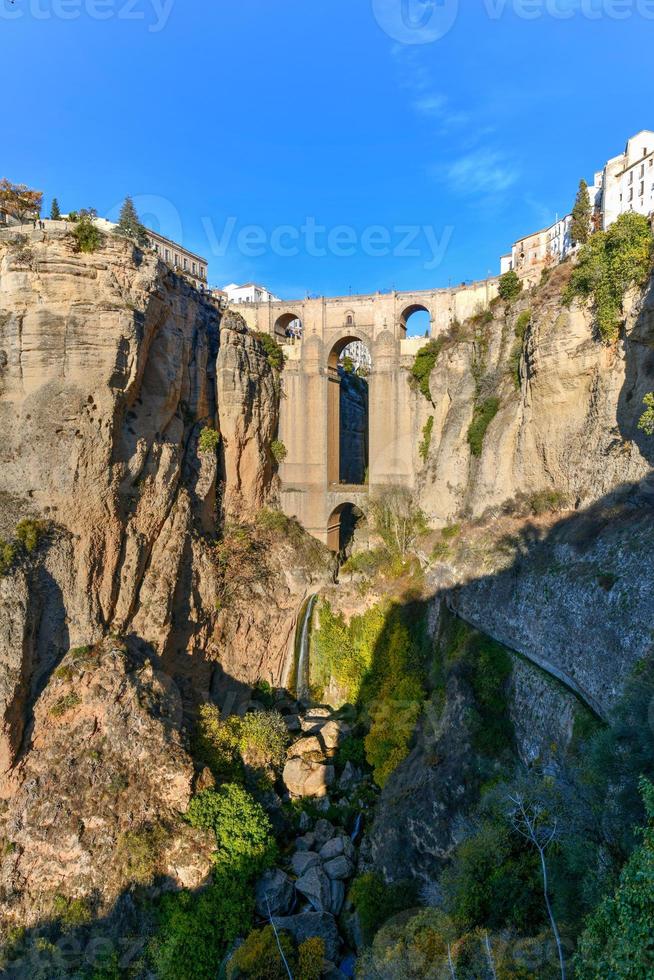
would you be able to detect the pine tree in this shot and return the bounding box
[571,179,592,246]
[115,195,149,248]
[50,198,61,221]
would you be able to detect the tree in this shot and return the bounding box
[574,779,654,979]
[0,179,43,222]
[508,792,566,980]
[50,198,61,221]
[368,486,427,558]
[71,210,105,254]
[638,392,654,436]
[114,195,149,248]
[571,179,592,246]
[498,270,523,304]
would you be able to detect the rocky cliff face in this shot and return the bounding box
[413,265,654,524]
[0,229,327,780]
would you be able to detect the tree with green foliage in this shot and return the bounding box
[114,195,149,248]
[571,179,592,246]
[564,211,654,342]
[638,392,654,435]
[498,270,523,304]
[49,198,61,221]
[253,331,285,372]
[71,209,105,254]
[186,784,277,873]
[574,779,654,979]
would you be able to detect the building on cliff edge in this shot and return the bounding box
[501,129,654,277]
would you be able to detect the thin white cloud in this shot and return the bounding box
[435,148,520,197]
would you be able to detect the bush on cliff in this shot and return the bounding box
[71,209,105,253]
[253,331,284,372]
[574,778,654,979]
[467,396,500,457]
[564,211,654,342]
[638,392,654,435]
[410,338,444,401]
[498,270,523,304]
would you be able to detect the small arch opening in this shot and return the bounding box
[274,312,303,341]
[401,304,432,338]
[327,502,366,554]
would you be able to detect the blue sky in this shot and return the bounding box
[1,0,652,299]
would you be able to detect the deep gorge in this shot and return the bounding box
[0,221,653,978]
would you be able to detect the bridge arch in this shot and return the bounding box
[400,303,432,338]
[274,311,303,340]
[326,501,366,553]
[327,334,371,486]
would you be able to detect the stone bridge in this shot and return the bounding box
[237,280,498,548]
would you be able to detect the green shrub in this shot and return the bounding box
[349,872,419,945]
[419,415,434,463]
[442,523,461,540]
[335,734,367,769]
[253,331,284,372]
[498,270,523,304]
[255,508,289,533]
[515,310,532,339]
[271,439,287,464]
[441,818,543,935]
[0,539,17,576]
[564,212,654,342]
[15,518,44,553]
[340,546,390,577]
[226,925,295,979]
[116,825,167,885]
[71,212,105,254]
[467,397,500,457]
[151,873,253,980]
[238,710,289,770]
[369,486,428,558]
[297,936,325,980]
[192,703,242,782]
[574,779,654,979]
[52,894,93,930]
[49,691,81,718]
[638,392,654,435]
[198,426,220,454]
[410,339,444,401]
[252,679,275,708]
[365,672,424,787]
[186,785,277,874]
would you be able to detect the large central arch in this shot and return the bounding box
[327,335,371,486]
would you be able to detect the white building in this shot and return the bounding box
[501,214,572,275]
[340,340,372,375]
[500,130,654,277]
[222,282,281,304]
[594,130,654,229]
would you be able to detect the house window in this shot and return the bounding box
[184,258,188,270]
[192,262,197,274]
[640,182,645,197]
[629,171,634,184]
[629,188,634,202]
[165,248,170,261]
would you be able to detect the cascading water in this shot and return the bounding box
[294,594,318,702]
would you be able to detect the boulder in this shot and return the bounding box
[295,865,332,913]
[338,761,362,791]
[329,878,346,916]
[271,911,340,962]
[255,868,294,917]
[288,735,324,758]
[295,832,316,851]
[320,719,349,751]
[291,851,321,876]
[283,757,334,798]
[319,835,355,862]
[284,714,302,733]
[323,855,353,880]
[313,818,336,846]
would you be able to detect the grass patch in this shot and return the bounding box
[467,397,500,457]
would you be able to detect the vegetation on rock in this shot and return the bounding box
[564,211,654,342]
[419,414,434,463]
[113,195,149,248]
[253,331,285,372]
[498,269,523,304]
[271,438,287,464]
[71,209,105,253]
[198,425,220,454]
[410,337,444,400]
[467,396,500,457]
[0,178,42,222]
[638,392,654,435]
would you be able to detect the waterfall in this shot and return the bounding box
[294,594,318,702]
